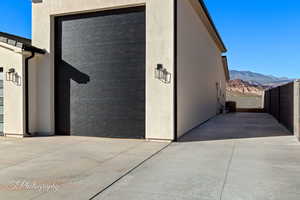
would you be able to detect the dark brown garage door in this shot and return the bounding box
[55,7,145,138]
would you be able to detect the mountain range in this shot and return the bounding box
[229,70,294,87]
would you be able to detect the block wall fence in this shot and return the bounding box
[264,81,300,140]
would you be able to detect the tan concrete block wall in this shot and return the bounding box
[177,0,226,138]
[32,0,175,140]
[265,81,300,139]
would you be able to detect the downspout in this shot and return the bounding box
[173,0,178,141]
[25,51,35,135]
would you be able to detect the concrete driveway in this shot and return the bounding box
[0,136,169,200]
[94,113,300,200]
[2,113,300,200]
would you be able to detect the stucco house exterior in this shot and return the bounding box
[0,32,45,137]
[0,0,228,140]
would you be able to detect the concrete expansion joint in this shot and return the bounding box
[89,142,172,200]
[219,142,236,200]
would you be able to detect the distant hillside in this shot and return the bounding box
[229,70,293,87]
[227,79,264,96]
[226,79,264,109]
[226,70,294,109]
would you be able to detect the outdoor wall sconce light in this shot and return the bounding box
[155,64,171,84]
[6,68,21,86]
[32,0,43,3]
[6,68,15,81]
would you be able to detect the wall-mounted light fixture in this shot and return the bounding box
[6,68,21,86]
[6,68,15,81]
[32,0,43,3]
[155,64,171,84]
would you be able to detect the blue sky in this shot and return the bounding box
[204,0,300,78]
[0,0,299,78]
[0,0,31,38]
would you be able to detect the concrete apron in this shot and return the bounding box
[0,136,169,200]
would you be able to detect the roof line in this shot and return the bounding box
[0,32,31,45]
[0,32,45,54]
[23,45,46,54]
[198,0,227,52]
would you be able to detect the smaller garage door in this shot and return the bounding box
[55,7,146,138]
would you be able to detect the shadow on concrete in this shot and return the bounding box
[179,113,293,142]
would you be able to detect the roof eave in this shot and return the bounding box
[23,45,46,54]
[198,0,227,53]
[0,32,46,54]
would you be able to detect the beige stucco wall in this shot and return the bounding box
[293,81,300,140]
[28,54,41,134]
[32,0,175,140]
[177,0,226,138]
[0,44,26,137]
